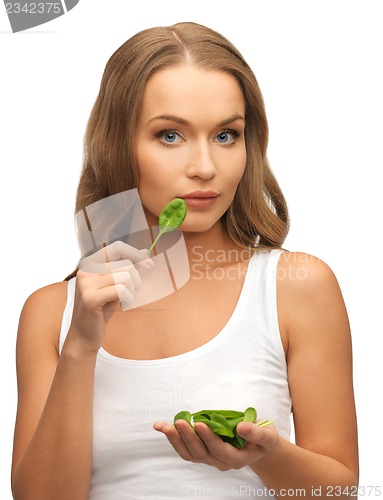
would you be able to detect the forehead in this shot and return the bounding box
[139,65,245,124]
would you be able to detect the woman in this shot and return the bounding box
[11,22,358,499]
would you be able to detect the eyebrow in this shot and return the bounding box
[146,113,245,127]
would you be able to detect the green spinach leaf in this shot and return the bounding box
[147,198,187,255]
[172,407,273,448]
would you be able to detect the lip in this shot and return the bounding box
[180,191,219,208]
[181,190,219,199]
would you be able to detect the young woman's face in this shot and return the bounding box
[135,64,246,233]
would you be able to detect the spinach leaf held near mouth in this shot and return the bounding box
[147,198,187,256]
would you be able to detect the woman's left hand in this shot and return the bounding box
[153,419,279,471]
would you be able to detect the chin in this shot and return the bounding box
[180,217,223,234]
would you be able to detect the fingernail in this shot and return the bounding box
[136,258,154,269]
[120,301,131,311]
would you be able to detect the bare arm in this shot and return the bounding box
[11,242,152,500]
[11,282,99,500]
[250,252,359,496]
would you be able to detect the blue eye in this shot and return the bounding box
[156,129,182,146]
[215,129,239,144]
[164,132,177,143]
[217,132,229,143]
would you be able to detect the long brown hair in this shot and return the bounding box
[67,22,289,279]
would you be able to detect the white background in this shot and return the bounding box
[0,1,382,497]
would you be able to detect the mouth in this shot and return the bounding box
[180,191,219,208]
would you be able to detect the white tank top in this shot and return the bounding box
[59,248,291,499]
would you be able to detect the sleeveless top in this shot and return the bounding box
[59,248,291,499]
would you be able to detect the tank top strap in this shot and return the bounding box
[59,277,76,354]
[243,248,286,364]
[246,248,285,298]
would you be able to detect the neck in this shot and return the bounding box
[183,219,254,277]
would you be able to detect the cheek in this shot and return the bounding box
[223,148,246,189]
[136,149,163,191]
[136,142,180,186]
[135,144,176,218]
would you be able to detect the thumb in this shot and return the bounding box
[236,422,278,450]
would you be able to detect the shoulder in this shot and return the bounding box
[276,251,348,345]
[21,280,69,319]
[277,251,339,293]
[18,281,70,354]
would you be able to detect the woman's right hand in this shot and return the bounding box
[67,241,154,353]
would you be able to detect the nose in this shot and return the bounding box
[185,140,217,180]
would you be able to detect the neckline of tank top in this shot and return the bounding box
[97,249,274,367]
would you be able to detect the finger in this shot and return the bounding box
[109,262,149,292]
[85,283,131,309]
[80,242,151,266]
[107,259,133,271]
[104,241,152,264]
[125,264,142,291]
[79,258,152,284]
[236,422,278,451]
[112,271,137,295]
[173,420,211,461]
[78,270,126,289]
[193,422,240,464]
[78,254,120,274]
[79,271,139,299]
[115,283,134,311]
[109,258,154,272]
[111,270,141,309]
[175,421,230,470]
[153,422,195,462]
[109,264,143,293]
